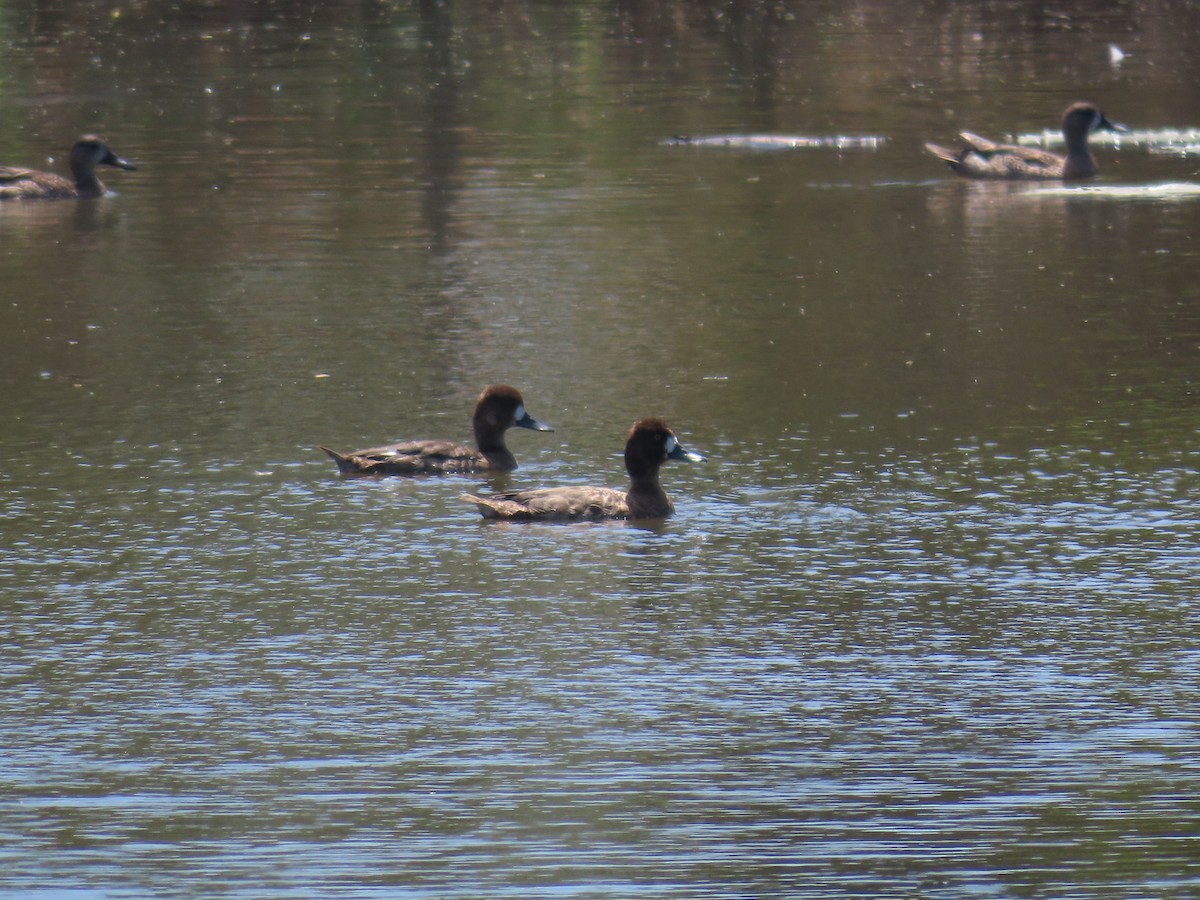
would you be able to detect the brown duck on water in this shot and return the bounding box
[925,102,1126,180]
[319,384,554,476]
[462,417,705,521]
[0,135,138,199]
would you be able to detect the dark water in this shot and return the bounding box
[3,1,1200,897]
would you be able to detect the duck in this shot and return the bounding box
[319,384,553,476]
[462,417,705,521]
[0,135,138,200]
[924,102,1127,180]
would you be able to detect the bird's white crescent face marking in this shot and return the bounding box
[665,435,678,456]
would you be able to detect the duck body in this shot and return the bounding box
[320,438,507,476]
[0,135,137,200]
[464,485,633,521]
[463,417,705,522]
[925,102,1125,180]
[319,384,552,476]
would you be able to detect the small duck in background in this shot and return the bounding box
[319,384,553,476]
[0,135,138,200]
[462,417,705,521]
[925,102,1127,180]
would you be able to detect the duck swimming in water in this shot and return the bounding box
[462,417,705,521]
[925,102,1126,180]
[319,384,553,476]
[0,135,138,200]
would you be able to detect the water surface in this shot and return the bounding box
[3,1,1200,897]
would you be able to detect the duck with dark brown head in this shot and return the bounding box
[925,102,1126,180]
[0,135,138,200]
[319,384,553,476]
[462,418,705,521]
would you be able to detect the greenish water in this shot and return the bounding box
[3,1,1200,896]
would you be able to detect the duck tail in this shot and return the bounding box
[924,142,961,165]
[460,493,506,519]
[317,445,359,475]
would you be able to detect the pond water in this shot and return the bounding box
[3,1,1200,897]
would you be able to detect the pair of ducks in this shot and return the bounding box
[319,384,706,522]
[0,101,1124,201]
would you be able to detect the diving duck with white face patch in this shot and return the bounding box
[319,384,554,476]
[462,418,705,521]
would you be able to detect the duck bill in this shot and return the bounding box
[104,151,138,171]
[516,411,554,432]
[668,444,706,463]
[1101,115,1130,134]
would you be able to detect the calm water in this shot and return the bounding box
[4,1,1200,896]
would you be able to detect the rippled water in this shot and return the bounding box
[4,0,1200,897]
